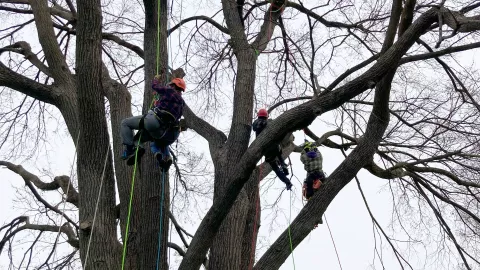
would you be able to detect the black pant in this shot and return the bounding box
[305,171,325,197]
[267,160,290,185]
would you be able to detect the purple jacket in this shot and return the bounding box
[152,78,185,121]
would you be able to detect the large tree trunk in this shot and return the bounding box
[208,166,250,269]
[126,0,171,269]
[241,171,262,270]
[208,47,257,269]
[102,71,134,241]
[76,0,120,268]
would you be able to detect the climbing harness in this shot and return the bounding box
[84,145,111,269]
[302,178,322,201]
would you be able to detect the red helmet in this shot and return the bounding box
[170,78,186,91]
[257,108,268,118]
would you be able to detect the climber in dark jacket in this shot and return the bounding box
[252,109,292,190]
[120,76,186,169]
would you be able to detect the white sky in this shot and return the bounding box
[1,0,479,269]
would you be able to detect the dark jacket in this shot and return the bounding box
[252,117,281,159]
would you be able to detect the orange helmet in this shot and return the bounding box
[170,78,186,91]
[257,108,268,118]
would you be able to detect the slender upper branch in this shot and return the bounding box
[29,0,71,84]
[250,0,286,51]
[222,0,249,50]
[286,2,367,31]
[400,41,480,64]
[102,33,144,59]
[168,15,229,36]
[0,216,79,253]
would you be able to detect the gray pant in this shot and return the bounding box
[120,110,167,146]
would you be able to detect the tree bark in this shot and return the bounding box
[76,0,120,269]
[129,0,170,269]
[208,165,249,270]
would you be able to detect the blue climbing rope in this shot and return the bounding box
[156,168,166,270]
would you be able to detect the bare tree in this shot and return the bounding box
[1,0,480,269]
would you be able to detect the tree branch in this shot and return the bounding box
[250,0,286,52]
[398,0,417,37]
[102,33,144,59]
[440,7,480,33]
[51,22,146,60]
[0,161,79,206]
[267,96,312,113]
[0,61,58,105]
[222,0,249,51]
[0,216,79,254]
[168,211,193,248]
[0,161,79,228]
[303,127,355,150]
[0,41,52,76]
[286,1,367,31]
[168,15,229,36]
[182,105,227,155]
[29,0,71,83]
[167,242,209,269]
[400,41,480,64]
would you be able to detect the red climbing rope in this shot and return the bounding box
[248,3,287,269]
[248,162,263,270]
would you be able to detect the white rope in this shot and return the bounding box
[52,131,80,262]
[84,144,111,269]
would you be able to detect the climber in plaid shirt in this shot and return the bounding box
[300,141,326,199]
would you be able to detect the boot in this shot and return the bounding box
[126,146,145,166]
[277,160,289,176]
[155,152,164,164]
[286,182,293,191]
[161,156,173,170]
[121,144,135,160]
[155,153,173,170]
[305,189,314,199]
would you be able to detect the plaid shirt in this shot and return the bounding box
[152,78,185,121]
[300,147,323,173]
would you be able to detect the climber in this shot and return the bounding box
[252,108,292,190]
[300,140,326,200]
[120,74,186,169]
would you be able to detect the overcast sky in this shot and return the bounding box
[1,0,478,269]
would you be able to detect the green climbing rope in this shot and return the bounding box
[156,0,161,75]
[121,133,143,270]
